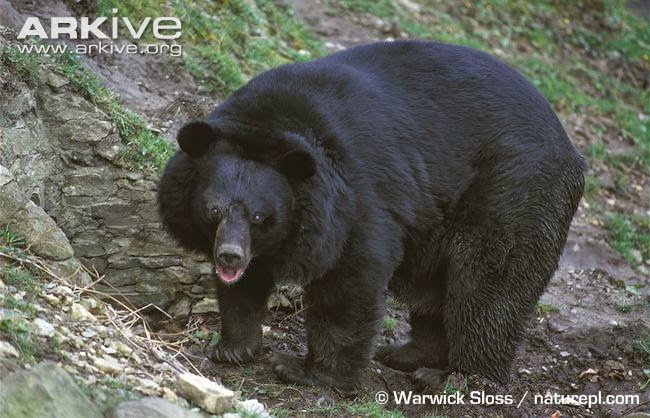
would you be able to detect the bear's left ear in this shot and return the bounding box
[177,121,218,157]
[277,149,317,180]
[272,132,317,180]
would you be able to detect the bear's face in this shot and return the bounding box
[193,154,294,284]
[165,120,318,285]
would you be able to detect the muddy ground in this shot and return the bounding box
[2,0,649,416]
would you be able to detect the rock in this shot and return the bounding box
[0,362,102,418]
[236,399,270,418]
[93,355,123,375]
[46,73,69,90]
[192,298,219,314]
[31,318,55,337]
[176,373,236,414]
[42,294,60,306]
[168,296,192,318]
[396,0,421,14]
[106,397,204,418]
[115,341,133,357]
[0,165,14,186]
[71,303,97,322]
[0,341,19,358]
[81,330,97,338]
[80,298,101,314]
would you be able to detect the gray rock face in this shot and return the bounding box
[106,397,205,418]
[0,45,215,310]
[0,362,102,418]
[0,163,88,284]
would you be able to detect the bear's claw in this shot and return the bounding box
[211,342,257,365]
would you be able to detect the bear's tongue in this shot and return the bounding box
[216,265,243,283]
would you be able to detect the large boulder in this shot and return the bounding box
[0,362,102,418]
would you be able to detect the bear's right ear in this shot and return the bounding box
[177,121,217,157]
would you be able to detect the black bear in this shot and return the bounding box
[158,40,585,390]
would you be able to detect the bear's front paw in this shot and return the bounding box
[210,340,259,365]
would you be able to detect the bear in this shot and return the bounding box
[158,40,585,390]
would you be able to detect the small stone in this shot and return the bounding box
[0,340,20,358]
[32,318,56,337]
[518,367,532,375]
[136,377,159,390]
[237,399,270,418]
[71,303,98,322]
[115,341,133,357]
[547,318,566,333]
[70,335,84,348]
[168,296,191,318]
[42,294,60,306]
[93,355,123,376]
[82,330,97,339]
[176,373,235,414]
[192,298,219,314]
[161,387,179,403]
[101,345,118,355]
[559,351,571,358]
[81,298,101,314]
[47,72,70,89]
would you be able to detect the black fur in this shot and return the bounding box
[158,40,585,389]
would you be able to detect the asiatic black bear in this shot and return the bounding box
[158,40,585,389]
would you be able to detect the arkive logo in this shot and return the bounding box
[17,8,181,40]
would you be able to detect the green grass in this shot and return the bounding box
[345,399,405,418]
[98,0,323,98]
[2,266,38,292]
[635,335,650,362]
[616,303,644,314]
[382,315,397,332]
[1,43,44,81]
[0,224,26,254]
[635,335,650,388]
[536,302,560,314]
[583,174,601,196]
[606,214,650,266]
[0,318,36,363]
[301,395,405,417]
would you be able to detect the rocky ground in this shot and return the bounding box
[1,0,649,417]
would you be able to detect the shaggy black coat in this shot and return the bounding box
[158,40,585,389]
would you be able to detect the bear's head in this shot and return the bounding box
[158,120,317,285]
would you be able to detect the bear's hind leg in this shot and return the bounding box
[444,227,557,383]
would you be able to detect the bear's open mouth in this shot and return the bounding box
[215,265,244,284]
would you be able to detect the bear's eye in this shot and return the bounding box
[252,212,265,224]
[210,207,220,218]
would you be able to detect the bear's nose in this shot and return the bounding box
[217,244,244,267]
